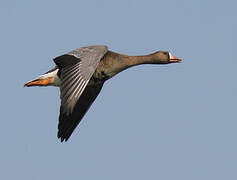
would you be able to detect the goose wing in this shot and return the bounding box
[57,83,104,142]
[53,45,108,141]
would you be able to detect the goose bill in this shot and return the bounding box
[169,52,182,63]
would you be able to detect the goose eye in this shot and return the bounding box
[163,52,168,55]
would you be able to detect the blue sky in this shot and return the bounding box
[1,0,236,179]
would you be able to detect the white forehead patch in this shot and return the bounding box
[169,52,172,59]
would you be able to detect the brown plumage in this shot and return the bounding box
[24,45,181,142]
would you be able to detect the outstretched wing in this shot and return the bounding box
[53,45,108,141]
[57,83,104,142]
[53,45,108,115]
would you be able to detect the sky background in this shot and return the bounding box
[1,0,237,179]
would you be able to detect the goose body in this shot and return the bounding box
[24,45,181,142]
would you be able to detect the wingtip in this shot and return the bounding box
[58,136,65,142]
[57,133,68,142]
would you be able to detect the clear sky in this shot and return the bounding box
[1,0,236,179]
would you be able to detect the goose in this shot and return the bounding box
[24,45,181,142]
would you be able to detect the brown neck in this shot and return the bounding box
[125,53,159,66]
[98,51,158,78]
